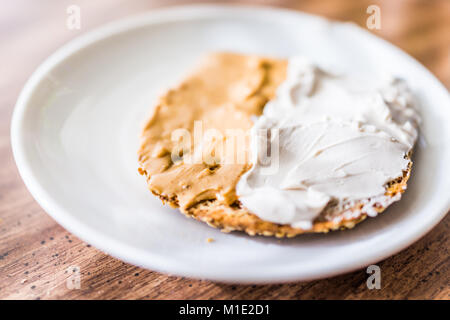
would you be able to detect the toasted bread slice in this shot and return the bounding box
[138,52,413,237]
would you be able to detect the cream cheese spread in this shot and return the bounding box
[236,57,420,229]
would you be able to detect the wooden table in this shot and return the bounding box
[0,0,449,300]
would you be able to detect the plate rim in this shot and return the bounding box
[10,4,450,283]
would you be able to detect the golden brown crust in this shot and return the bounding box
[144,157,412,237]
[144,160,411,237]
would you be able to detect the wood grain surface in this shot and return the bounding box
[0,0,449,300]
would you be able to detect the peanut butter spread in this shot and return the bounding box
[138,53,287,211]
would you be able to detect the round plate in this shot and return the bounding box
[11,5,450,283]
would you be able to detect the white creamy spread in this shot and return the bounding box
[236,57,420,229]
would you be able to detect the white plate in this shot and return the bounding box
[11,5,450,283]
